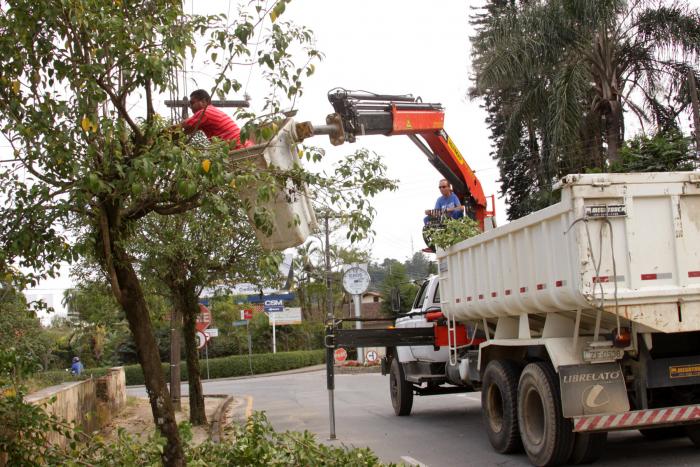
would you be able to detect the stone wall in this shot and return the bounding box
[25,367,126,446]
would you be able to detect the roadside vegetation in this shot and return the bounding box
[471,0,700,220]
[0,349,389,467]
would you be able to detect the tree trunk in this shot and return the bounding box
[688,70,700,161]
[111,245,184,466]
[605,100,622,166]
[170,307,182,411]
[179,285,207,425]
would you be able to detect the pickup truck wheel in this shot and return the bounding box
[518,362,574,467]
[481,360,522,453]
[390,358,413,416]
[569,432,607,464]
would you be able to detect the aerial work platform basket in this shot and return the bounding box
[231,118,317,250]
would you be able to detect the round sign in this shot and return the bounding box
[342,266,370,295]
[365,350,379,363]
[334,347,348,363]
[196,331,209,349]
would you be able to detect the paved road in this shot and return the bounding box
[129,370,700,466]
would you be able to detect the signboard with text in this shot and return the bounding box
[270,307,302,325]
[263,299,284,313]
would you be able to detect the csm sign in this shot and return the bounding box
[264,299,284,313]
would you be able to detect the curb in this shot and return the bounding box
[127,364,327,389]
[209,395,234,443]
[334,365,382,375]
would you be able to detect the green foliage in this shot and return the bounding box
[187,412,388,466]
[4,348,383,466]
[0,287,53,369]
[471,0,700,220]
[0,348,77,466]
[37,349,324,386]
[380,262,419,315]
[612,131,696,173]
[426,217,482,250]
[61,412,389,466]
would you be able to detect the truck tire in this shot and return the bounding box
[481,360,522,453]
[569,432,607,464]
[517,362,574,467]
[390,358,413,416]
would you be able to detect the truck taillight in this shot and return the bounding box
[613,327,631,348]
[426,311,444,322]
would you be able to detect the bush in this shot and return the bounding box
[32,349,325,387]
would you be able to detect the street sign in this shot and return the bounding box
[366,350,379,363]
[334,348,347,363]
[241,309,253,320]
[264,299,284,313]
[196,303,212,332]
[271,307,302,325]
[232,320,249,327]
[246,292,295,303]
[196,330,208,349]
[204,328,219,338]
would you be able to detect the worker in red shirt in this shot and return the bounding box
[178,89,252,149]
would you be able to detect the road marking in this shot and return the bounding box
[457,393,481,402]
[401,455,428,467]
[245,395,254,418]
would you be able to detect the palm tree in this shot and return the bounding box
[472,0,700,167]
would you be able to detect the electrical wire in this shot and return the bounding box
[566,216,622,338]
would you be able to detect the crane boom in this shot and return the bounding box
[325,89,488,226]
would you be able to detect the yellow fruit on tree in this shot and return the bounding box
[201,159,211,173]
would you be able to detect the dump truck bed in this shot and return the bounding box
[439,172,700,333]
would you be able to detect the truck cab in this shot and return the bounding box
[394,276,448,364]
[384,275,476,416]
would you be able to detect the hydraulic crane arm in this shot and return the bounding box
[297,88,488,226]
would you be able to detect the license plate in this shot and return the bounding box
[583,347,624,363]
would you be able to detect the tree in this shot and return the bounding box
[134,197,280,425]
[0,281,52,370]
[471,0,700,219]
[0,1,319,464]
[612,130,695,173]
[380,261,419,315]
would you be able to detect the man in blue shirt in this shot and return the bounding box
[424,179,464,224]
[70,356,84,376]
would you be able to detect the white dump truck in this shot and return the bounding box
[383,172,700,466]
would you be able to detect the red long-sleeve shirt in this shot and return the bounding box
[183,105,251,148]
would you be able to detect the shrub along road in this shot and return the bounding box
[128,369,700,466]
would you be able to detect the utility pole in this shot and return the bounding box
[687,70,700,165]
[164,98,250,118]
[324,211,336,440]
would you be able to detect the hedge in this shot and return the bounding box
[33,349,325,387]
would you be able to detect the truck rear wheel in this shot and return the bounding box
[517,362,574,467]
[569,432,607,464]
[481,360,522,453]
[390,358,413,416]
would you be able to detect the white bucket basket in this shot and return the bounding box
[233,118,317,250]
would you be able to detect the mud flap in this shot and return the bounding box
[559,363,630,418]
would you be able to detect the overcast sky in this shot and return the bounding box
[21,0,700,318]
[282,0,504,262]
